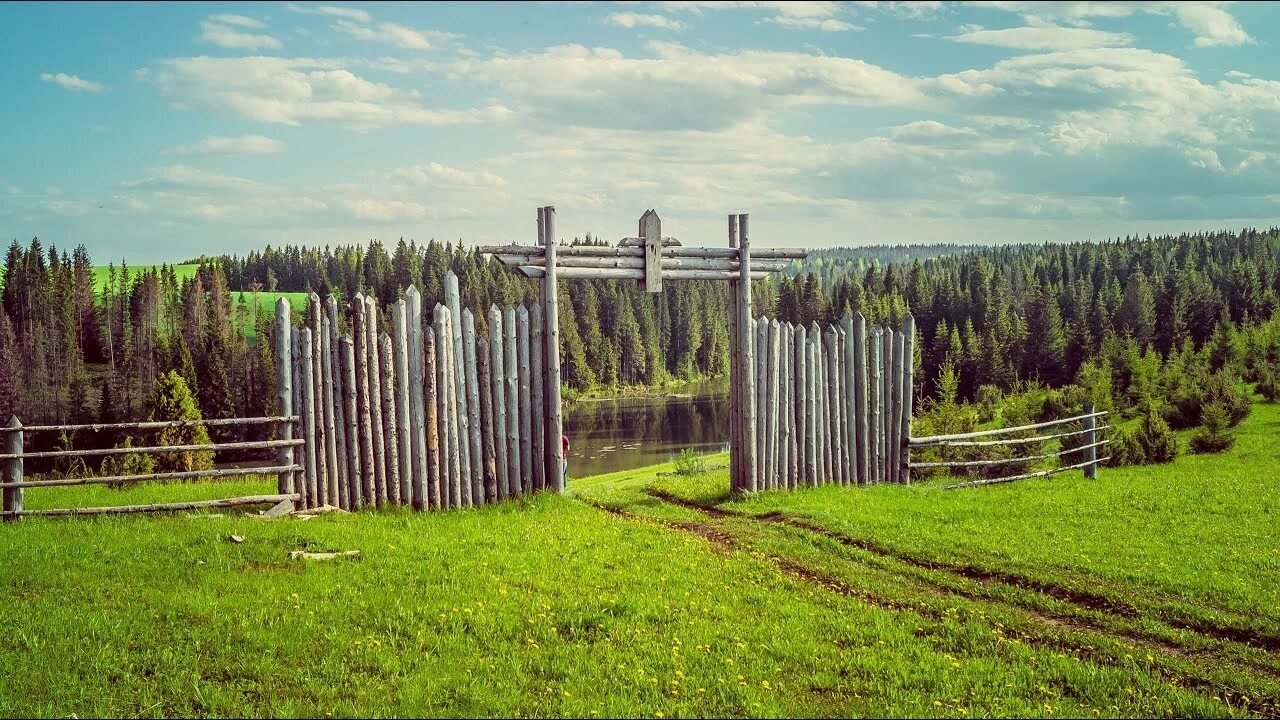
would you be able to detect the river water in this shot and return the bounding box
[562,384,730,478]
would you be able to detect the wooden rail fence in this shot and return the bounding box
[1,415,301,520]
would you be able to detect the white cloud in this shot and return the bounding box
[40,72,103,92]
[767,15,861,31]
[390,162,507,188]
[286,3,372,24]
[174,134,287,156]
[137,56,511,129]
[339,197,430,222]
[199,16,282,50]
[949,24,1133,50]
[607,12,688,30]
[208,14,265,29]
[1172,3,1254,47]
[334,19,446,50]
[655,1,860,31]
[44,186,64,196]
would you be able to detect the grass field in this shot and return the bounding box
[89,264,308,339]
[2,405,1278,716]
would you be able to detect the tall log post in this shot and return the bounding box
[780,324,793,490]
[900,313,916,486]
[530,304,547,493]
[853,313,869,485]
[737,214,757,493]
[352,296,376,505]
[392,300,413,505]
[489,305,509,501]
[291,327,305,505]
[1083,402,1097,480]
[405,287,428,510]
[340,335,362,510]
[424,332,442,510]
[326,297,350,510]
[890,323,905,485]
[869,325,882,485]
[768,319,782,489]
[308,294,327,507]
[542,206,566,493]
[445,272,473,503]
[463,309,484,505]
[825,327,841,485]
[321,315,340,506]
[842,315,858,486]
[364,295,387,505]
[435,304,459,509]
[794,322,808,486]
[882,327,894,483]
[273,298,295,503]
[754,317,768,489]
[299,328,320,509]
[517,305,533,493]
[478,338,499,503]
[379,333,401,504]
[727,215,740,493]
[503,304,520,496]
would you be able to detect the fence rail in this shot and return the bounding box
[909,407,1107,489]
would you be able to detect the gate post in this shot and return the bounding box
[736,214,758,493]
[542,206,566,493]
[274,298,296,507]
[3,416,22,522]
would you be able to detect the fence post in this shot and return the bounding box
[321,315,339,507]
[489,305,509,501]
[291,326,305,506]
[853,313,869,485]
[352,296,375,506]
[1083,403,1097,479]
[737,214,757,494]
[364,295,387,506]
[727,215,740,493]
[393,299,413,506]
[405,286,427,511]
[542,206,566,493]
[340,335,362,511]
[517,304,533,494]
[274,299,295,503]
[445,272,473,503]
[308,294,328,508]
[900,313,915,486]
[424,331,441,510]
[478,337,498,503]
[890,324,904,485]
[504,304,520,497]
[869,325,882,485]
[326,296,350,510]
[3,417,22,522]
[768,319,781,489]
[379,333,401,505]
[300,328,320,509]
[755,317,768,490]
[463,309,485,505]
[530,304,546,493]
[842,315,857,485]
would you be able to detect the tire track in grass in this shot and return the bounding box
[584,495,1279,716]
[643,488,1280,707]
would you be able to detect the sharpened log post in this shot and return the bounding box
[425,331,441,510]
[340,336,362,511]
[517,305,532,493]
[842,315,857,486]
[274,299,294,502]
[365,295,387,506]
[891,324,904,485]
[503,304,520,496]
[299,328,320,510]
[406,286,427,511]
[292,327,303,503]
[640,209,662,293]
[321,315,339,507]
[794,322,808,486]
[530,305,546,493]
[478,337,498,503]
[768,319,781,489]
[308,294,327,507]
[435,304,458,509]
[755,317,768,489]
[463,309,484,505]
[326,297,349,510]
[3,417,22,522]
[737,214,757,494]
[489,305,509,501]
[881,326,893,482]
[1083,403,1097,479]
[379,333,401,505]
[853,313,869,485]
[825,327,840,485]
[352,296,375,506]
[900,314,915,486]
[869,325,882,485]
[542,206,566,493]
[445,272,472,504]
[393,300,413,506]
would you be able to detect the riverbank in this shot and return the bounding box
[562,375,728,403]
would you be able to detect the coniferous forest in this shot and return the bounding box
[3,228,1279,472]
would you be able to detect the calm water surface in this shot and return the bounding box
[562,384,730,478]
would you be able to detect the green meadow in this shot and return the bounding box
[2,403,1278,716]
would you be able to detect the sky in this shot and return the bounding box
[2,1,1279,263]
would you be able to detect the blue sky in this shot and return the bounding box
[2,1,1279,263]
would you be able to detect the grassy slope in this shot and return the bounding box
[2,407,1279,716]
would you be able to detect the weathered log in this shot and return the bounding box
[274,299,294,501]
[489,305,509,501]
[351,296,376,505]
[541,207,565,493]
[529,304,546,493]
[326,296,350,510]
[445,272,473,505]
[2,494,299,518]
[477,337,499,503]
[899,314,915,485]
[379,333,401,505]
[462,309,484,505]
[340,335,362,511]
[0,464,303,490]
[392,299,413,505]
[364,295,387,506]
[517,304,533,492]
[504,304,520,496]
[424,331,441,510]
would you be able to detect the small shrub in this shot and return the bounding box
[1189,402,1235,454]
[975,384,1003,423]
[673,448,706,476]
[1164,369,1251,429]
[100,437,157,489]
[1257,365,1280,403]
[1136,402,1178,463]
[1107,426,1145,467]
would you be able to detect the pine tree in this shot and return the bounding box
[149,371,214,473]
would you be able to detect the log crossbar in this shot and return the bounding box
[909,411,1109,446]
[909,439,1111,469]
[942,457,1113,490]
[0,464,303,490]
[0,416,298,434]
[919,425,1112,448]
[0,493,300,518]
[0,439,302,461]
